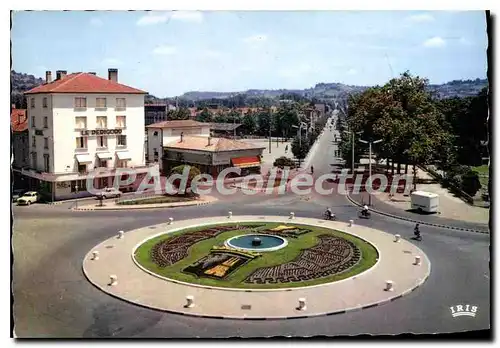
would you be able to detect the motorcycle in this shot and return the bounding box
[323,212,337,221]
[359,210,371,219]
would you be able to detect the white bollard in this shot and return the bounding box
[297,298,307,311]
[349,220,353,227]
[118,231,124,239]
[168,217,174,225]
[385,280,393,292]
[289,212,295,219]
[414,256,421,266]
[394,234,401,242]
[109,275,118,286]
[91,251,99,260]
[185,295,195,308]
[228,211,232,218]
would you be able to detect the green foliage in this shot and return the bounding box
[291,136,309,160]
[242,111,257,134]
[273,156,296,169]
[167,108,191,120]
[257,109,272,136]
[195,108,213,122]
[169,165,201,180]
[460,170,482,196]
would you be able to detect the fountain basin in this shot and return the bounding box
[225,234,288,252]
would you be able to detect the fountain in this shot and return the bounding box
[252,237,262,246]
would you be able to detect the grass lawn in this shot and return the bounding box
[472,165,489,194]
[117,195,195,205]
[134,222,378,289]
[472,165,489,175]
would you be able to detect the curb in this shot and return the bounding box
[82,270,430,321]
[72,199,216,212]
[345,191,489,234]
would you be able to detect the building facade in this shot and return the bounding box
[145,104,171,126]
[11,105,30,189]
[17,69,151,201]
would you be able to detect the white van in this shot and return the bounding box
[411,191,439,213]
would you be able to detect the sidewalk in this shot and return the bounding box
[73,195,218,211]
[245,138,294,174]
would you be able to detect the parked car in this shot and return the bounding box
[95,187,123,199]
[12,189,27,203]
[16,191,40,206]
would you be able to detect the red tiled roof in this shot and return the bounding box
[146,120,208,128]
[25,72,146,95]
[11,108,27,132]
[164,136,266,153]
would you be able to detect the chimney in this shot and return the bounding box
[207,136,212,146]
[88,72,96,75]
[45,71,52,83]
[108,68,118,82]
[180,132,184,142]
[56,70,67,80]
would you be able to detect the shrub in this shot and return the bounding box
[273,156,296,169]
[460,170,482,196]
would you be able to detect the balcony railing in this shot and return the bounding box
[115,107,126,111]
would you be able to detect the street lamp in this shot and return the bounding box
[74,185,79,209]
[358,138,383,206]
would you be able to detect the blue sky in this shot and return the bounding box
[11,10,488,97]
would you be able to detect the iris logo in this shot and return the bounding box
[450,304,478,318]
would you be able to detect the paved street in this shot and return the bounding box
[12,115,490,337]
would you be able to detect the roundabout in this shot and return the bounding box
[82,215,431,320]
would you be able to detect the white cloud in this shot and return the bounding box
[243,34,268,44]
[89,17,103,27]
[136,11,203,26]
[347,68,357,75]
[423,37,446,48]
[102,58,122,66]
[152,45,177,55]
[171,11,203,23]
[406,13,435,23]
[459,37,472,46]
[137,12,169,26]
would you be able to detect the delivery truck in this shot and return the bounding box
[410,191,439,213]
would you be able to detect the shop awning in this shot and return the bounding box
[116,151,132,160]
[96,152,113,159]
[75,154,93,164]
[231,156,261,168]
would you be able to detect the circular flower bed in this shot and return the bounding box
[134,222,378,289]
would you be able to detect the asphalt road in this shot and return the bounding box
[12,114,491,338]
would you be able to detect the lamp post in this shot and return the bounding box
[74,185,79,209]
[358,138,383,206]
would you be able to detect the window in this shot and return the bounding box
[96,98,107,108]
[43,97,48,108]
[31,116,35,128]
[43,117,48,128]
[71,179,87,192]
[44,137,49,149]
[75,137,87,149]
[30,98,35,108]
[43,154,50,172]
[97,136,107,148]
[77,164,87,174]
[116,98,126,110]
[31,152,37,169]
[153,131,158,137]
[99,160,108,168]
[116,116,126,128]
[117,135,127,147]
[75,116,87,129]
[96,116,107,129]
[32,136,36,148]
[74,97,87,108]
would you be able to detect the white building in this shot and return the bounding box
[17,69,152,201]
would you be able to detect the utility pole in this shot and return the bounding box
[359,138,383,206]
[268,108,272,154]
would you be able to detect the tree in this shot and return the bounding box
[273,156,296,169]
[275,103,300,139]
[242,111,257,135]
[291,136,309,165]
[169,164,201,195]
[257,109,271,136]
[167,108,191,120]
[196,108,213,123]
[461,170,482,196]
